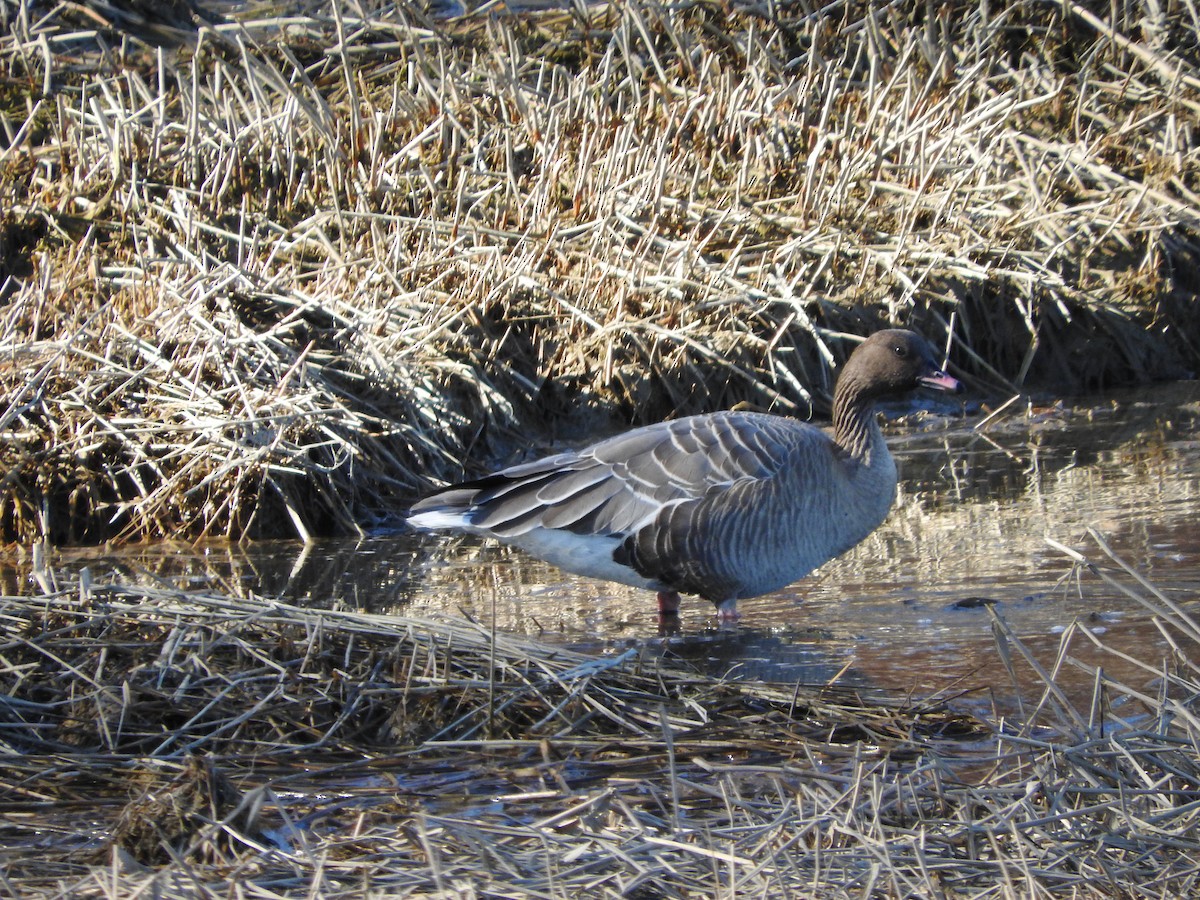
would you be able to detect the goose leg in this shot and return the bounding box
[656,591,681,614]
[715,598,740,622]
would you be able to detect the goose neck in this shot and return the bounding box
[832,379,881,460]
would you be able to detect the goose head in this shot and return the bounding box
[838,329,962,400]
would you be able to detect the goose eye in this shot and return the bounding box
[893,344,909,359]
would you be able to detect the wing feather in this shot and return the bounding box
[537,478,624,530]
[409,411,819,543]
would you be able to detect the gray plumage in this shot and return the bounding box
[407,329,962,619]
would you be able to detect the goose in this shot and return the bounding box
[407,329,962,621]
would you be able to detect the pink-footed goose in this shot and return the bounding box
[407,329,962,620]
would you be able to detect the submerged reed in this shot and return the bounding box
[0,530,1196,897]
[0,0,1198,543]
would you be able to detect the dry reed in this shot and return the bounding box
[2,7,1197,893]
[0,0,1199,543]
[0,529,1197,897]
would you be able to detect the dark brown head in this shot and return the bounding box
[839,329,963,399]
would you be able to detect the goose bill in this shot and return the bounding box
[918,370,962,393]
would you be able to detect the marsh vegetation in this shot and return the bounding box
[2,0,1200,896]
[3,531,1200,897]
[1,0,1199,543]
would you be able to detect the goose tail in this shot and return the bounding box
[406,487,480,531]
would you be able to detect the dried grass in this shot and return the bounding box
[1,0,1199,545]
[0,531,1197,897]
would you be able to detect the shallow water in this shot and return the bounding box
[25,383,1200,712]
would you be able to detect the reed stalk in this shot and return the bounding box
[0,544,1196,897]
[1,0,1198,543]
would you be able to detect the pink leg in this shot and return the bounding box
[715,598,740,622]
[657,591,681,615]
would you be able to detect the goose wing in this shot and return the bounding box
[408,411,820,540]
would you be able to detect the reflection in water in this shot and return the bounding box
[15,383,1200,709]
